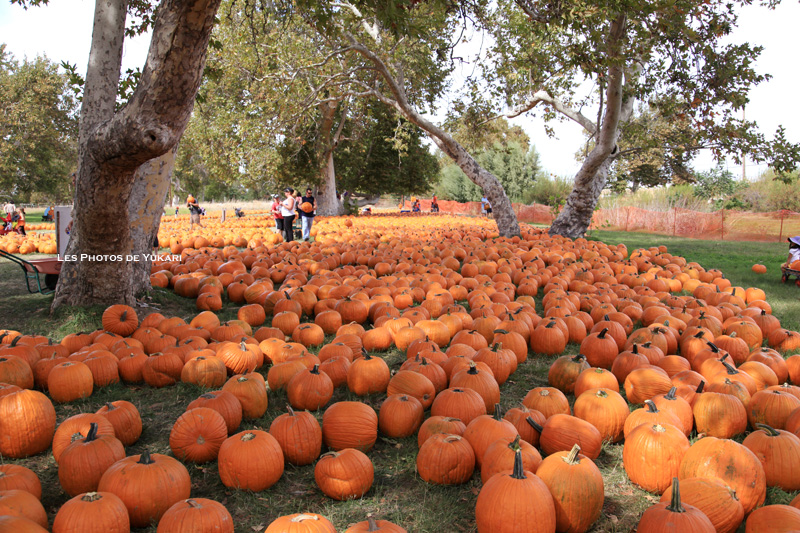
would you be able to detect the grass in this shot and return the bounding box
[1,230,799,532]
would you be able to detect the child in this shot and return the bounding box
[787,236,800,266]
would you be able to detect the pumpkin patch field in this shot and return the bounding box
[2,214,800,532]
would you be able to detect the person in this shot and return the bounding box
[43,205,51,222]
[412,199,421,212]
[270,194,284,234]
[1,211,12,233]
[3,201,15,217]
[431,196,439,213]
[299,187,316,241]
[187,194,204,229]
[14,207,26,235]
[174,206,179,217]
[787,236,800,265]
[481,196,492,218]
[280,187,297,242]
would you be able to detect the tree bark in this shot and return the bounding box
[316,100,345,216]
[349,40,520,237]
[549,14,629,239]
[128,148,177,293]
[52,0,222,310]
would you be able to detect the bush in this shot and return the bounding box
[521,174,573,207]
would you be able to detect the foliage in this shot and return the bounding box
[0,45,78,203]
[484,0,800,181]
[735,172,800,212]
[693,165,741,200]
[521,173,573,207]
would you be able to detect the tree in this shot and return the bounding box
[40,0,223,309]
[484,0,800,238]
[0,45,78,203]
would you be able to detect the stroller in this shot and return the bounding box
[234,207,245,218]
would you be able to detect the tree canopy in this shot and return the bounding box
[0,45,78,203]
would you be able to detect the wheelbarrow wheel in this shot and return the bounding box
[45,274,59,290]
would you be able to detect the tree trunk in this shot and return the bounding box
[52,0,222,310]
[316,100,345,216]
[349,42,520,237]
[129,147,177,293]
[549,14,629,240]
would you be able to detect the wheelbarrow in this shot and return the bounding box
[0,249,62,294]
[781,265,800,284]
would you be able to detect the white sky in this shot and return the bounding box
[1,0,797,179]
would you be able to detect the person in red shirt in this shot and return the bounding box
[270,194,284,233]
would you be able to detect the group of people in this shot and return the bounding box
[2,201,26,235]
[271,187,316,242]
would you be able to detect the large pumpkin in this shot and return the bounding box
[0,389,56,458]
[218,430,284,491]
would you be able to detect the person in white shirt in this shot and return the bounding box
[3,202,15,216]
[280,188,297,242]
[788,236,800,266]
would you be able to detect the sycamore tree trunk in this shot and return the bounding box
[316,101,345,216]
[349,42,520,237]
[52,0,221,310]
[549,14,629,239]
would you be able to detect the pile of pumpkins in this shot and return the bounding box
[1,215,800,532]
[0,231,57,254]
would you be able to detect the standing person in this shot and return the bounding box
[270,194,284,234]
[299,187,316,241]
[14,207,26,235]
[3,201,15,217]
[280,188,297,242]
[187,194,204,229]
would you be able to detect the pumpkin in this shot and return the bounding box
[287,365,334,411]
[58,422,126,496]
[386,370,435,409]
[102,304,139,337]
[218,430,284,491]
[623,423,690,494]
[181,355,227,388]
[573,388,629,443]
[265,514,336,533]
[637,478,715,533]
[314,448,374,500]
[417,416,467,447]
[187,391,242,434]
[156,498,234,533]
[52,492,130,533]
[96,400,142,446]
[449,362,500,412]
[169,408,228,463]
[343,517,408,533]
[474,449,557,533]
[522,387,570,419]
[322,401,378,452]
[536,445,604,533]
[0,489,49,528]
[416,433,475,485]
[347,353,391,395]
[98,449,191,527]
[679,436,766,514]
[47,361,93,402]
[658,477,743,533]
[744,505,800,533]
[533,413,603,460]
[692,392,748,439]
[751,264,767,274]
[462,404,519,468]
[481,435,542,484]
[269,405,322,465]
[0,389,56,458]
[378,394,424,438]
[742,424,800,491]
[548,353,590,394]
[222,373,268,419]
[748,389,800,430]
[0,465,41,500]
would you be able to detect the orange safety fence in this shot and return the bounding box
[590,207,800,242]
[401,198,800,242]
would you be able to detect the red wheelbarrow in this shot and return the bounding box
[0,249,62,294]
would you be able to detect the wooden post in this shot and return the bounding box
[779,210,785,242]
[673,207,677,236]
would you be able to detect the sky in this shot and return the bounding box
[1,0,798,179]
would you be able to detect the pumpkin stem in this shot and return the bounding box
[510,449,526,480]
[693,331,705,338]
[632,344,639,354]
[507,434,521,452]
[138,449,154,465]
[467,362,479,375]
[525,416,544,433]
[755,423,781,437]
[81,492,102,502]
[492,403,503,420]
[721,361,739,375]
[572,354,586,363]
[367,517,380,532]
[84,422,99,443]
[187,499,201,508]
[564,444,581,464]
[105,402,116,410]
[706,342,720,353]
[666,478,686,513]
[597,328,609,339]
[310,364,320,374]
[664,387,677,400]
[696,381,705,393]
[644,400,659,413]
